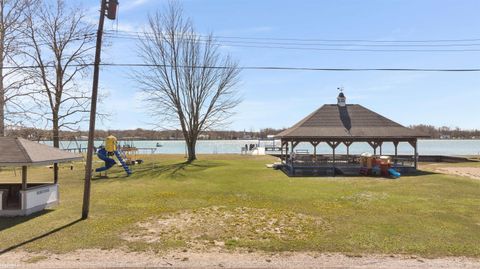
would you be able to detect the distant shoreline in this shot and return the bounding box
[38,138,480,142]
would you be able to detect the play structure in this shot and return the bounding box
[359,153,401,179]
[96,136,143,176]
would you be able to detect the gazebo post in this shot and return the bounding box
[326,141,339,175]
[409,139,418,170]
[408,139,418,170]
[285,141,289,162]
[379,142,383,155]
[343,141,352,163]
[280,141,284,163]
[311,141,319,161]
[22,166,28,191]
[368,141,379,156]
[393,141,399,158]
[290,141,301,175]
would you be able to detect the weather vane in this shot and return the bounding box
[337,86,344,93]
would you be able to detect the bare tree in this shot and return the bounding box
[136,3,241,161]
[0,0,36,136]
[24,0,95,148]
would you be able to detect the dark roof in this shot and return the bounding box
[0,137,82,166]
[276,104,428,139]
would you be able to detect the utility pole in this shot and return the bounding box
[82,0,118,220]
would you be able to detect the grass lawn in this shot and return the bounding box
[0,155,479,257]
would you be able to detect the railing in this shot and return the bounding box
[284,154,415,168]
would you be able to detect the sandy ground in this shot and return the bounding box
[435,167,480,180]
[1,249,480,269]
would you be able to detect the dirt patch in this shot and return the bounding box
[122,206,328,249]
[1,249,480,269]
[436,167,480,180]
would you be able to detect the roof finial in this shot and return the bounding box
[337,87,346,107]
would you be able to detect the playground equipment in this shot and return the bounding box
[359,153,401,179]
[95,135,137,176]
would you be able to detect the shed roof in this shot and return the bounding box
[0,137,83,166]
[276,104,428,140]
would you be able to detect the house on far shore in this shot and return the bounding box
[275,92,428,176]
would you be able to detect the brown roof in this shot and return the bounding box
[276,104,428,140]
[0,137,83,166]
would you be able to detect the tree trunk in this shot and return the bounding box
[0,15,4,137]
[186,138,197,162]
[52,112,60,148]
[0,74,4,136]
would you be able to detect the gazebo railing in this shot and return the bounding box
[284,154,415,168]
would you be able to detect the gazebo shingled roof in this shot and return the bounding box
[276,104,428,140]
[0,137,82,166]
[274,92,427,176]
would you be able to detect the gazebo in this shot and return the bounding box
[0,137,82,216]
[275,92,428,176]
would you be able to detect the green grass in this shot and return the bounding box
[0,155,479,257]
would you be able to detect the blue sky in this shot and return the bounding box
[83,0,480,131]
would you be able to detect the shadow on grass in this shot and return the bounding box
[0,210,54,232]
[0,217,82,255]
[410,170,440,177]
[132,160,225,179]
[280,167,439,178]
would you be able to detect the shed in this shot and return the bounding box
[0,137,82,216]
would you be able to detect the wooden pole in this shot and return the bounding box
[82,0,108,220]
[22,166,27,191]
[53,163,58,184]
[414,139,418,170]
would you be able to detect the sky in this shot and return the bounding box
[81,0,480,131]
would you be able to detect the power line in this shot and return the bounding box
[6,62,480,72]
[105,30,480,43]
[103,32,480,52]
[104,33,480,47]
[102,63,480,72]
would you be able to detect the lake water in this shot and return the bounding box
[44,139,480,156]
